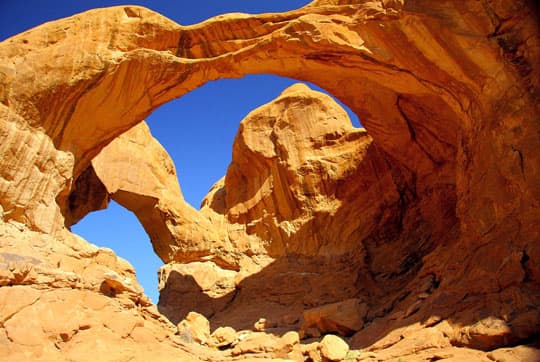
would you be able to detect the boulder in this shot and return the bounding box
[176,312,210,345]
[231,332,279,356]
[210,326,237,348]
[320,334,350,361]
[273,331,301,359]
[303,299,368,336]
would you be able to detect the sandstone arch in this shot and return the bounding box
[1,0,539,360]
[67,121,219,263]
[1,1,468,234]
[1,0,538,287]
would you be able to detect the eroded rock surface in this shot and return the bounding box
[1,0,539,360]
[203,83,396,258]
[69,121,218,262]
[0,222,198,361]
[158,84,397,330]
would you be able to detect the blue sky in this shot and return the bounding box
[1,1,359,303]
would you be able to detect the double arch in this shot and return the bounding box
[0,2,475,241]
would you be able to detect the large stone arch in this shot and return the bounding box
[1,0,538,270]
[1,0,539,358]
[2,0,476,234]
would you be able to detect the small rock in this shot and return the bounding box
[280,331,300,346]
[273,331,300,357]
[320,334,350,361]
[456,316,513,350]
[253,317,276,331]
[231,332,278,355]
[310,349,323,362]
[254,318,266,331]
[210,326,237,348]
[100,271,141,297]
[176,311,210,345]
[302,342,323,362]
[487,345,540,362]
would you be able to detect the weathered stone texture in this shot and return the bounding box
[0,0,539,360]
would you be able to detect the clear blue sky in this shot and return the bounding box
[1,1,360,303]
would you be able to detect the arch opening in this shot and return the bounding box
[68,73,364,304]
[146,74,361,210]
[71,200,162,303]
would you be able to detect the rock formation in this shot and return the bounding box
[158,83,398,329]
[0,0,539,360]
[204,83,394,259]
[68,121,218,262]
[0,222,198,361]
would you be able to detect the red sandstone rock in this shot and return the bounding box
[0,0,539,361]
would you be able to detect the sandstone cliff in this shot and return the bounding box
[0,0,539,361]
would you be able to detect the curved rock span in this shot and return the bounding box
[0,0,539,360]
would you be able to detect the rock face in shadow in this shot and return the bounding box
[0,0,539,360]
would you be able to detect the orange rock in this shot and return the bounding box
[202,83,391,258]
[177,311,211,345]
[0,1,539,361]
[231,332,279,356]
[159,84,387,328]
[253,318,278,332]
[302,342,323,362]
[70,121,220,263]
[303,298,368,336]
[319,334,350,361]
[487,345,540,362]
[210,326,237,348]
[372,327,451,360]
[273,331,301,357]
